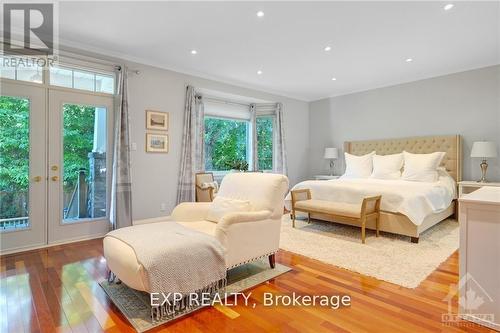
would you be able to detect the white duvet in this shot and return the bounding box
[285,176,457,226]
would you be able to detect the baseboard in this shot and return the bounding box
[0,233,106,256]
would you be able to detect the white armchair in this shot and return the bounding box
[171,172,289,268]
[103,173,289,292]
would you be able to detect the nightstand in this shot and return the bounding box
[458,181,500,197]
[313,175,340,180]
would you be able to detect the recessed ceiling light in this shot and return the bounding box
[190,50,197,55]
[257,70,263,75]
[331,77,337,81]
[444,3,454,11]
[256,11,264,17]
[405,58,413,62]
[324,46,332,52]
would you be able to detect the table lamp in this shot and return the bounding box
[324,148,338,176]
[470,141,497,183]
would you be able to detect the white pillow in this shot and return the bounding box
[206,196,252,223]
[402,151,446,182]
[370,153,404,180]
[341,151,375,179]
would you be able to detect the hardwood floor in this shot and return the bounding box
[0,239,495,333]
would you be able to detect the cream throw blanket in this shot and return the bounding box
[106,222,226,295]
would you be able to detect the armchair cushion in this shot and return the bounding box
[206,196,252,223]
[200,181,219,192]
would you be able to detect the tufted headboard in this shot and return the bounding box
[344,135,462,182]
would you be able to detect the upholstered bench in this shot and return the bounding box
[291,189,382,244]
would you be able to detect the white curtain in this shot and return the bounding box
[274,102,287,175]
[177,86,205,203]
[110,66,133,229]
[253,102,287,175]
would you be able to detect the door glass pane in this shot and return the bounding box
[0,96,30,231]
[256,116,274,171]
[63,104,107,223]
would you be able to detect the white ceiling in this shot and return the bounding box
[55,1,499,101]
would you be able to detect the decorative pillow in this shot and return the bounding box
[370,153,404,180]
[201,181,219,193]
[206,196,252,223]
[402,151,446,182]
[341,151,375,179]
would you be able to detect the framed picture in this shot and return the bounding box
[146,133,169,153]
[146,110,169,131]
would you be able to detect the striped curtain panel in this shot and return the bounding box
[176,86,205,203]
[254,102,288,175]
[110,66,133,229]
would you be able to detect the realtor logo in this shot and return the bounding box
[3,3,54,55]
[442,273,495,326]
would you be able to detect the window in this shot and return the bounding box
[204,117,249,171]
[0,56,43,83]
[256,116,274,171]
[50,66,115,94]
[203,99,275,172]
[0,55,115,94]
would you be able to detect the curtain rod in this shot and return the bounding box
[204,96,251,107]
[54,50,141,74]
[114,65,140,75]
[204,96,278,108]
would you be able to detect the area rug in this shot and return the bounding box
[280,215,459,288]
[100,259,290,332]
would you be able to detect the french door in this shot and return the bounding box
[48,90,113,244]
[0,81,114,253]
[0,82,47,251]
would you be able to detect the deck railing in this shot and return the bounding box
[0,217,30,231]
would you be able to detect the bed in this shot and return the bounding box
[286,135,462,242]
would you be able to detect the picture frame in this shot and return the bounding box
[146,110,169,131]
[146,133,169,153]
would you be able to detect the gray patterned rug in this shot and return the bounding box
[100,259,290,332]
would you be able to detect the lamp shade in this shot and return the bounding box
[471,141,498,158]
[324,147,338,159]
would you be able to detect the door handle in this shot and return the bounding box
[51,165,58,171]
[33,176,42,182]
[51,176,59,181]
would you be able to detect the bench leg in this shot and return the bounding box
[376,215,380,237]
[307,213,311,224]
[268,254,276,269]
[292,210,296,228]
[411,237,419,244]
[361,219,366,244]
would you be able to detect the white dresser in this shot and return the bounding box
[458,186,500,331]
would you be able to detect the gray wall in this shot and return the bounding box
[309,65,500,182]
[125,63,310,220]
